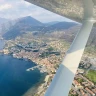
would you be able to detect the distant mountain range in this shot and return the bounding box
[2,16,77,40]
[1,16,96,46]
[42,22,77,33]
[2,16,43,39]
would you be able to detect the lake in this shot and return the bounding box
[0,40,42,96]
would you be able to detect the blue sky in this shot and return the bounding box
[0,0,73,23]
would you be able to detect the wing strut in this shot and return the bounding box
[45,0,94,96]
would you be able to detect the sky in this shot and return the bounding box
[0,0,73,23]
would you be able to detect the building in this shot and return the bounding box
[85,88,95,96]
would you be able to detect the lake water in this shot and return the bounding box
[0,40,42,96]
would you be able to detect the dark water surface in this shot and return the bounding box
[0,55,41,96]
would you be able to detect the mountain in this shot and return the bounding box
[3,16,77,40]
[45,25,96,46]
[49,22,77,29]
[47,25,80,43]
[17,16,43,26]
[3,16,44,40]
[44,21,60,26]
[2,16,96,47]
[42,22,77,33]
[32,22,78,36]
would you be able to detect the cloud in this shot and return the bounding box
[0,4,12,11]
[0,0,73,22]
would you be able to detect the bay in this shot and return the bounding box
[0,40,42,96]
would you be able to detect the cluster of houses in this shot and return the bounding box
[70,70,96,96]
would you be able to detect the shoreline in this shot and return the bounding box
[23,73,46,96]
[0,53,47,96]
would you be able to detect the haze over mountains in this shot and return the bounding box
[2,16,44,39]
[0,18,9,25]
[0,16,96,46]
[0,18,9,34]
[1,16,77,39]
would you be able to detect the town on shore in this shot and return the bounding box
[0,34,96,96]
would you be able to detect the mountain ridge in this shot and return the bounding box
[3,16,77,40]
[3,16,44,39]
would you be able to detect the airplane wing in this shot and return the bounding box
[25,0,96,24]
[24,0,95,96]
